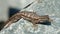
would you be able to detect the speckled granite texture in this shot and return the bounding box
[0,0,60,34]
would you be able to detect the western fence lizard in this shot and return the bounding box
[4,11,52,28]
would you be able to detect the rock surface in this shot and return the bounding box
[0,0,60,34]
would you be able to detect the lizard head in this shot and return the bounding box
[36,15,53,25]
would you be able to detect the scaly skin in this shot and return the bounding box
[4,11,52,28]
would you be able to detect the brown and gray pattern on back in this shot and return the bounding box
[4,11,52,28]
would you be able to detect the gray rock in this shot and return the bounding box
[0,0,60,34]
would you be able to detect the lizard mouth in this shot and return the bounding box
[36,20,51,25]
